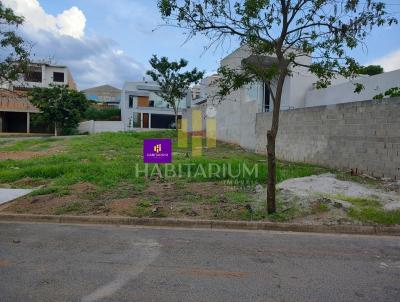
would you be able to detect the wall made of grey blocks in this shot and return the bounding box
[255,98,400,179]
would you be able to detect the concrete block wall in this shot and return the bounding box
[78,121,124,134]
[255,98,400,179]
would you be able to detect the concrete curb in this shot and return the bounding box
[0,213,399,236]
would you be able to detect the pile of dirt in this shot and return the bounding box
[277,173,400,211]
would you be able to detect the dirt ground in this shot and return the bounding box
[0,145,64,160]
[1,180,249,220]
[2,174,400,225]
[0,151,51,160]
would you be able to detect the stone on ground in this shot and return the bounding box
[0,189,33,205]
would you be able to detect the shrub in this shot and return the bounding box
[84,106,121,121]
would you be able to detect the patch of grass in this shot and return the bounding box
[239,208,266,221]
[310,202,330,214]
[137,200,151,208]
[224,191,251,204]
[0,138,59,152]
[268,207,300,222]
[348,207,400,225]
[276,161,329,183]
[334,194,381,208]
[0,132,341,190]
[128,206,152,217]
[54,201,88,215]
[29,187,69,197]
[127,199,167,218]
[335,172,380,188]
[128,205,167,218]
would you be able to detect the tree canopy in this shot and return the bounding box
[159,0,396,93]
[146,55,204,129]
[0,2,30,85]
[358,65,384,76]
[157,0,397,213]
[29,85,89,135]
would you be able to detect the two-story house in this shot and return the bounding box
[0,62,76,134]
[121,81,190,130]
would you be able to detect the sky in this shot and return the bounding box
[3,0,400,90]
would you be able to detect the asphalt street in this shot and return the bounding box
[0,222,399,302]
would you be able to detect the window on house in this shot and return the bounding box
[149,100,154,107]
[24,66,42,83]
[129,96,134,108]
[263,83,271,112]
[246,84,259,102]
[53,72,65,82]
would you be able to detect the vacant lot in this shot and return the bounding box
[0,131,398,225]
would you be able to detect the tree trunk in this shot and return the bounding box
[54,122,58,137]
[266,68,286,214]
[267,130,277,213]
[173,106,178,132]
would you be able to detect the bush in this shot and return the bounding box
[373,87,400,100]
[84,106,121,121]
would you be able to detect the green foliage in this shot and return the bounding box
[146,55,204,129]
[157,0,396,213]
[0,2,30,84]
[158,0,396,96]
[373,87,400,100]
[358,65,384,76]
[334,195,381,208]
[348,207,400,225]
[29,85,90,135]
[84,106,121,121]
[373,93,384,100]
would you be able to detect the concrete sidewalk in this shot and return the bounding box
[0,189,33,205]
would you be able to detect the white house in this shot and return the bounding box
[197,45,400,150]
[304,69,400,107]
[12,62,76,91]
[121,81,191,130]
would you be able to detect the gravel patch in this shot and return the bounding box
[277,173,400,210]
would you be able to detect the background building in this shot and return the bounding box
[195,45,400,150]
[81,85,121,107]
[0,90,40,134]
[12,62,76,91]
[121,81,190,130]
[0,62,76,134]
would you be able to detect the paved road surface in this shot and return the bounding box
[0,222,399,302]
